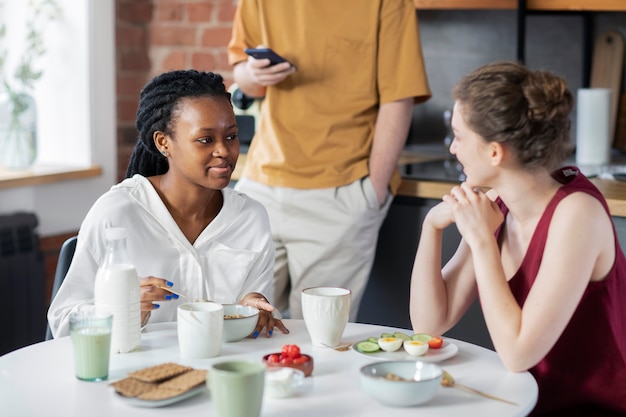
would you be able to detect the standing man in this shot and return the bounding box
[228,0,431,321]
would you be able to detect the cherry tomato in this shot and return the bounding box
[428,337,444,349]
[267,354,280,363]
[281,344,301,359]
[293,355,310,364]
[279,357,293,365]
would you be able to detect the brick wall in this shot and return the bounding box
[115,0,237,181]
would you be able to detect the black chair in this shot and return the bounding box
[45,236,77,340]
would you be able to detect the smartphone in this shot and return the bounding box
[244,47,290,66]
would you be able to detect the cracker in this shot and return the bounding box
[136,387,183,401]
[110,377,158,398]
[127,362,192,383]
[158,369,208,392]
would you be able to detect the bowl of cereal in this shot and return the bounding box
[222,304,259,342]
[360,361,442,407]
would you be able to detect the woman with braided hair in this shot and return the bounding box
[410,62,625,415]
[49,69,288,339]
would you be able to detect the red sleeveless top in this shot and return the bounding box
[497,167,626,416]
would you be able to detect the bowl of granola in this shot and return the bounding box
[221,304,259,342]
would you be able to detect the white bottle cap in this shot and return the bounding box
[105,227,127,241]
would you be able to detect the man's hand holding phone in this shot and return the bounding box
[245,48,291,66]
[244,46,295,87]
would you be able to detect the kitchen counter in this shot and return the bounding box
[234,145,626,218]
[397,145,626,218]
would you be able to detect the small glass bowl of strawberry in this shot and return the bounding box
[262,344,314,377]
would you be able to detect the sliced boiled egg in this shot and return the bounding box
[378,337,403,352]
[404,340,429,356]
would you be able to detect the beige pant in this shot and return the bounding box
[235,176,392,321]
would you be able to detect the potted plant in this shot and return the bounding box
[0,0,60,169]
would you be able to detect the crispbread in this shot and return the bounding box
[158,369,208,392]
[110,377,158,397]
[111,363,209,403]
[136,387,184,401]
[127,362,192,383]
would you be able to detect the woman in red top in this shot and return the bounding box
[409,61,626,416]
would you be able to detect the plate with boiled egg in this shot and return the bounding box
[352,332,458,363]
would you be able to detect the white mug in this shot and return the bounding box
[301,287,351,347]
[177,302,224,358]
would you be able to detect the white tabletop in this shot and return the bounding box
[0,319,537,417]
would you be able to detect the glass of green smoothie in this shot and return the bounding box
[69,307,113,381]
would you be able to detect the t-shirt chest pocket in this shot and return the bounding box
[322,36,375,94]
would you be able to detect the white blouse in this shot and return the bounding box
[48,175,274,338]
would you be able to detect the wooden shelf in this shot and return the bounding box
[414,0,626,11]
[0,165,102,189]
[414,0,514,9]
[527,0,626,11]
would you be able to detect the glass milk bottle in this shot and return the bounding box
[94,227,140,353]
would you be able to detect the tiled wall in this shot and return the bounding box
[413,10,626,144]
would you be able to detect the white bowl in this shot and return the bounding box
[360,361,442,407]
[222,304,259,342]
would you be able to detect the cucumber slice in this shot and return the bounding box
[380,332,394,339]
[393,332,411,341]
[367,337,379,344]
[355,340,381,353]
[411,333,433,343]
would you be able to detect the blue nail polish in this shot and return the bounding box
[268,330,273,336]
[154,304,160,309]
[164,295,172,300]
[166,281,173,287]
[285,328,290,333]
[172,294,179,299]
[253,331,259,338]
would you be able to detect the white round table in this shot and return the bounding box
[0,319,537,416]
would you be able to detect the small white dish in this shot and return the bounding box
[264,367,305,398]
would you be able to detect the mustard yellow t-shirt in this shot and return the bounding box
[228,0,431,192]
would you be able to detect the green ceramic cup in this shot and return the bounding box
[208,360,265,417]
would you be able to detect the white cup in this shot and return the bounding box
[301,287,351,347]
[177,302,224,358]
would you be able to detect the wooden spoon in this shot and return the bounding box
[320,342,353,352]
[441,370,517,406]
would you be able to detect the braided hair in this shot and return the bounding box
[125,70,231,178]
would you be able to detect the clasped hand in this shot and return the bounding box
[431,182,503,246]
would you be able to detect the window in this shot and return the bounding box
[0,0,116,236]
[1,0,95,166]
